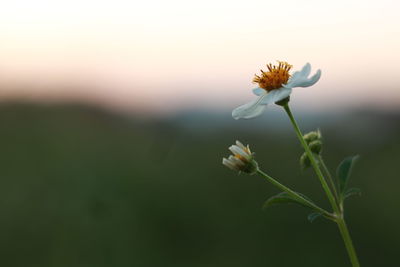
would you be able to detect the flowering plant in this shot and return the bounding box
[223,61,361,267]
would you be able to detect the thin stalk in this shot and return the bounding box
[318,155,340,207]
[257,169,332,218]
[337,218,360,267]
[283,104,340,214]
[283,103,360,266]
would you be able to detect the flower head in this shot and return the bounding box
[253,61,292,91]
[222,140,258,174]
[232,62,321,120]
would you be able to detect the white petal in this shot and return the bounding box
[284,66,321,88]
[223,158,239,171]
[246,145,253,155]
[233,145,251,160]
[228,155,245,167]
[300,69,321,87]
[222,158,230,166]
[284,63,311,88]
[260,88,292,104]
[252,87,266,96]
[232,97,267,120]
[299,62,311,77]
[229,145,247,158]
[235,140,247,150]
[230,156,245,166]
[283,75,299,88]
[228,155,236,161]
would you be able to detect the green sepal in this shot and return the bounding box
[343,187,362,200]
[307,212,322,223]
[275,96,290,106]
[262,192,314,210]
[336,155,359,195]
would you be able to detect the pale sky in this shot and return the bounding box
[0,0,399,113]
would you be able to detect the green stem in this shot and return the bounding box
[283,104,340,214]
[337,218,360,267]
[283,103,360,266]
[318,155,340,207]
[257,169,332,218]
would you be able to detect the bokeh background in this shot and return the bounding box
[0,0,399,266]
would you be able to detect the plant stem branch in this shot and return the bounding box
[256,169,332,218]
[283,104,340,214]
[337,218,360,267]
[318,155,340,207]
[283,103,360,266]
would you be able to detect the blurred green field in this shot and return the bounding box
[0,102,399,267]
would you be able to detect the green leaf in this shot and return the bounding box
[337,155,359,194]
[344,187,362,200]
[307,212,322,223]
[262,192,313,210]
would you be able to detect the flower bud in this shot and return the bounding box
[309,140,323,154]
[300,153,311,169]
[222,141,258,175]
[303,130,322,144]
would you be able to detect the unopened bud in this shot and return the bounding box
[309,140,323,154]
[222,140,258,175]
[303,130,322,144]
[300,153,311,169]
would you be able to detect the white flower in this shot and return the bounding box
[232,62,321,120]
[222,140,258,174]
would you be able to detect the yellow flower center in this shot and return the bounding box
[253,61,292,91]
[235,154,246,161]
